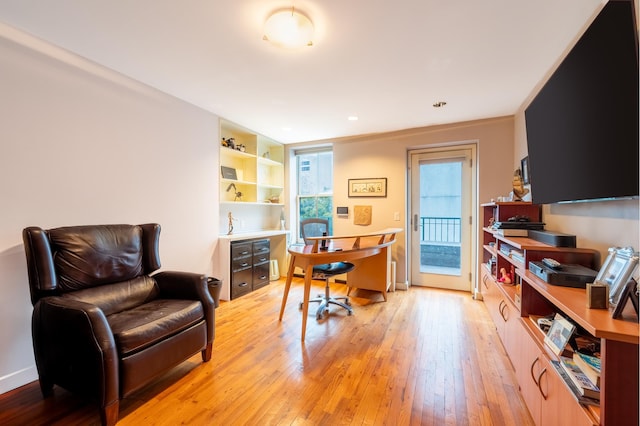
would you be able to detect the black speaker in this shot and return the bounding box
[528,230,576,247]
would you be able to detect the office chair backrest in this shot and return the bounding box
[300,218,329,245]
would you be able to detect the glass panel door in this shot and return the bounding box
[410,147,475,291]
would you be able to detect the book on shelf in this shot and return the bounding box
[573,352,601,388]
[559,356,600,399]
[550,360,600,407]
[510,250,525,263]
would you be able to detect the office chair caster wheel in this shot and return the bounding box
[299,302,303,310]
[316,313,323,320]
[345,300,352,306]
[347,310,353,316]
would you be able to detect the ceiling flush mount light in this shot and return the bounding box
[263,7,314,48]
[432,101,447,108]
[348,116,359,121]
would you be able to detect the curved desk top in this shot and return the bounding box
[280,228,403,340]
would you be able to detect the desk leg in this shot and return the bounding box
[279,255,297,321]
[301,265,314,341]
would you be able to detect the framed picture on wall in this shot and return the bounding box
[348,178,387,197]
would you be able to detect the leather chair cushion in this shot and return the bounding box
[108,299,204,356]
[49,225,144,291]
[62,276,158,316]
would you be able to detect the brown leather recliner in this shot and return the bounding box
[22,224,215,425]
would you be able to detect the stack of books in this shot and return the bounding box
[573,352,601,388]
[551,354,601,406]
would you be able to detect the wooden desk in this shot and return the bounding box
[279,228,402,340]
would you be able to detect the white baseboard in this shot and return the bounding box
[0,366,38,395]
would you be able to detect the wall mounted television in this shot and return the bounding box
[525,0,639,205]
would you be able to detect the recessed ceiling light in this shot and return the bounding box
[433,101,447,108]
[282,127,292,131]
[348,116,359,121]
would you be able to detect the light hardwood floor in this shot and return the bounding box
[0,278,534,426]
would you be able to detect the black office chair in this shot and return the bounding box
[300,218,354,320]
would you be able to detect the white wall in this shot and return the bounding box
[0,26,220,393]
[291,117,516,287]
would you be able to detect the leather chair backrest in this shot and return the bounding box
[23,224,162,305]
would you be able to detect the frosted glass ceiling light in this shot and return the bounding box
[263,8,314,48]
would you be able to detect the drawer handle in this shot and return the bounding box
[258,257,268,262]
[240,251,250,255]
[537,368,548,400]
[259,275,267,280]
[499,300,508,322]
[239,282,249,287]
[240,262,249,267]
[530,357,540,385]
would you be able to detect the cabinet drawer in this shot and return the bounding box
[253,262,270,290]
[231,242,252,259]
[231,267,253,299]
[253,252,270,264]
[232,257,252,271]
[253,239,270,255]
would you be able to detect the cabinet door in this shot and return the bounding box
[538,355,597,426]
[502,301,521,366]
[481,269,505,338]
[516,322,597,426]
[516,323,543,425]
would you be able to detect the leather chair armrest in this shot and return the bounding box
[153,271,215,344]
[33,297,118,407]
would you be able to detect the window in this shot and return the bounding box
[296,149,333,241]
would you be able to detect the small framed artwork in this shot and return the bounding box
[348,178,387,197]
[520,156,530,184]
[354,205,372,225]
[544,313,576,356]
[221,166,237,180]
[594,246,639,307]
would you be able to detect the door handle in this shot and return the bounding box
[413,214,418,231]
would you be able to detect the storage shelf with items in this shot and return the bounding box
[481,202,596,282]
[219,119,284,206]
[478,200,638,426]
[218,119,288,299]
[516,269,639,426]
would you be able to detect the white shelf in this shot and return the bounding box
[220,201,284,206]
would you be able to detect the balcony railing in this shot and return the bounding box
[420,216,461,244]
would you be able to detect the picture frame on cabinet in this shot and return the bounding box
[595,246,639,307]
[348,178,387,197]
[611,278,639,320]
[544,313,576,356]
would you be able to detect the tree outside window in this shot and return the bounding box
[297,151,333,239]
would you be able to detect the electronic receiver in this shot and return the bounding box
[529,261,598,288]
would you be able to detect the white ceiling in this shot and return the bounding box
[0,0,605,143]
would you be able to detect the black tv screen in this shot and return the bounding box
[525,1,639,204]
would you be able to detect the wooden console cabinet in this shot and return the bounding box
[480,202,639,426]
